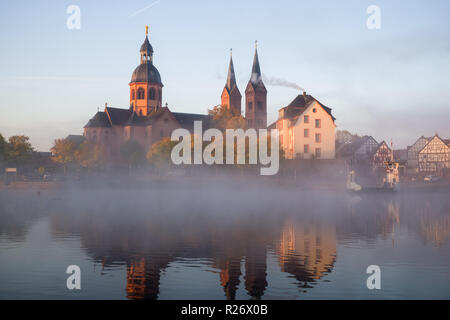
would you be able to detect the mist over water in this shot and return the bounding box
[1,176,450,300]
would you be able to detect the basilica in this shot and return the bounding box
[83,27,268,156]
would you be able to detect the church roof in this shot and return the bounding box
[130,63,163,85]
[249,47,264,88]
[140,35,153,54]
[225,55,238,92]
[84,111,111,128]
[172,112,212,131]
[106,107,133,125]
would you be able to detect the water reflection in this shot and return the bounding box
[1,187,450,299]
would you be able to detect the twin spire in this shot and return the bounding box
[225,48,237,92]
[225,41,263,92]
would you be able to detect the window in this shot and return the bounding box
[248,102,253,110]
[304,129,309,138]
[149,88,156,100]
[137,88,145,100]
[304,115,309,123]
[315,133,321,143]
[315,119,321,128]
[131,89,135,100]
[257,102,263,110]
[304,144,309,153]
[315,148,321,158]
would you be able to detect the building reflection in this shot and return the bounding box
[126,256,171,300]
[277,218,336,288]
[41,188,450,300]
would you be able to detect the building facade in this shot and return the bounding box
[371,141,393,168]
[270,93,336,160]
[337,136,379,163]
[418,135,450,174]
[407,136,431,173]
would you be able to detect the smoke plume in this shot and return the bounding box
[262,74,304,92]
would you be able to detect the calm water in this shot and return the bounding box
[0,183,449,300]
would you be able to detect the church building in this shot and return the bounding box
[83,27,210,156]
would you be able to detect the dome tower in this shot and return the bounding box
[129,26,163,116]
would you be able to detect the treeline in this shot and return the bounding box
[0,134,34,167]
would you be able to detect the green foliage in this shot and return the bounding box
[147,137,178,170]
[6,135,34,165]
[208,105,247,131]
[51,138,77,167]
[120,139,146,168]
[75,141,106,169]
[0,133,7,162]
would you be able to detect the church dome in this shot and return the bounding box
[130,63,163,85]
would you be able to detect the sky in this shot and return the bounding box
[0,0,449,151]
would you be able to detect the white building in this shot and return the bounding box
[270,92,336,160]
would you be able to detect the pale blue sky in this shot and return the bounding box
[0,0,449,151]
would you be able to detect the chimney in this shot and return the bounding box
[302,91,306,97]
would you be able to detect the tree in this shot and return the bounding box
[147,137,178,171]
[51,138,77,174]
[208,105,247,131]
[120,139,146,170]
[75,141,106,169]
[0,133,7,163]
[6,135,33,166]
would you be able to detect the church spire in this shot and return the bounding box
[140,25,153,64]
[221,48,242,114]
[225,49,237,92]
[250,41,262,85]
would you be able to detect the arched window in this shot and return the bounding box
[149,88,156,100]
[131,89,135,100]
[137,88,145,100]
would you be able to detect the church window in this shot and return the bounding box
[131,89,135,100]
[257,102,263,110]
[149,88,156,100]
[248,102,253,110]
[137,88,145,99]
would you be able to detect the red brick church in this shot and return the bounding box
[83,28,267,156]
